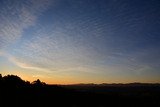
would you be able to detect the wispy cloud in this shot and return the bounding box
[0,51,45,72]
[0,0,52,50]
[2,0,139,75]
[0,0,53,73]
[7,54,51,73]
[0,51,4,56]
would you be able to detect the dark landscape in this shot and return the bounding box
[0,74,160,107]
[1,0,160,107]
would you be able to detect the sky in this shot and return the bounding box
[0,0,160,84]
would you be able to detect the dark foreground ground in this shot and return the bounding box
[0,75,160,107]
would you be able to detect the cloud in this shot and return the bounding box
[32,75,51,78]
[5,24,149,75]
[0,0,52,50]
[7,54,51,73]
[2,0,159,78]
[0,51,51,73]
[9,29,103,74]
[0,0,124,74]
[0,0,54,73]
[0,51,4,56]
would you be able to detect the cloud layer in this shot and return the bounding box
[0,0,52,49]
[0,0,160,83]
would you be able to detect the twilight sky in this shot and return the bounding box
[0,0,160,84]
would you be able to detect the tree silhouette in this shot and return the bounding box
[0,74,46,88]
[32,79,46,87]
[2,74,26,88]
[0,74,2,79]
[0,74,2,85]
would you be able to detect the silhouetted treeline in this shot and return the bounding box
[0,74,46,88]
[0,74,160,107]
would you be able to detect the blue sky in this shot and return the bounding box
[0,0,160,84]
